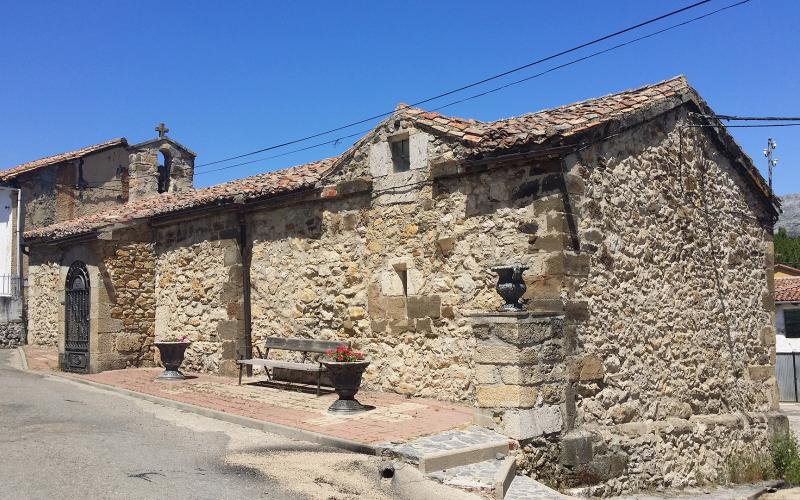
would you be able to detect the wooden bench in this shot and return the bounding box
[237,337,350,396]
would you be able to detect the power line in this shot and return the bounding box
[53,0,757,188]
[194,0,719,169]
[686,123,800,128]
[186,0,753,181]
[713,115,800,121]
[426,0,753,115]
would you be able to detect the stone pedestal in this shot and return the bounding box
[470,311,566,440]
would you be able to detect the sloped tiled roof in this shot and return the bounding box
[776,278,800,302]
[0,138,127,182]
[23,76,776,242]
[25,158,336,241]
[400,76,691,150]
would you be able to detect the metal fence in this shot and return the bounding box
[0,275,22,299]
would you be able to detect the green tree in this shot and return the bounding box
[775,227,800,266]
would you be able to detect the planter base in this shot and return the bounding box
[157,369,186,381]
[328,398,368,413]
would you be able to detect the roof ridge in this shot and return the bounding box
[487,75,688,125]
[0,137,128,181]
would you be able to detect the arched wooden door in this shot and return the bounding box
[64,261,90,373]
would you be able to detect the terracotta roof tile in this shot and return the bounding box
[0,138,127,181]
[776,278,800,302]
[25,157,336,241]
[24,75,776,242]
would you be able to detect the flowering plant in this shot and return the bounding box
[322,345,365,362]
[160,334,189,342]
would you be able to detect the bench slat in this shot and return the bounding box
[264,336,349,354]
[237,359,324,372]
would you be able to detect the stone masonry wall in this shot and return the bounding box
[27,253,60,346]
[155,213,244,375]
[101,237,156,367]
[515,106,784,495]
[247,156,569,402]
[0,321,25,347]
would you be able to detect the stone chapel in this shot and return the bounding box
[7,76,788,493]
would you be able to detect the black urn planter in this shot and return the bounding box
[321,360,370,413]
[154,341,190,380]
[490,264,529,312]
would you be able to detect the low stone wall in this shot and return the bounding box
[549,412,787,496]
[0,320,25,347]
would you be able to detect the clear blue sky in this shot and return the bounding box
[1,1,798,194]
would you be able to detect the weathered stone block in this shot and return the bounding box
[531,234,567,252]
[491,319,562,345]
[760,326,776,347]
[502,406,563,439]
[407,295,441,319]
[560,432,594,466]
[748,365,773,382]
[475,364,498,384]
[217,320,242,341]
[565,300,590,322]
[476,385,537,408]
[564,254,590,276]
[533,195,565,215]
[475,344,538,365]
[546,213,568,233]
[579,355,604,381]
[114,333,142,353]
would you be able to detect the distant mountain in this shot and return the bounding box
[777,194,800,237]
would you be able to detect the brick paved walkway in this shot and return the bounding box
[22,346,474,446]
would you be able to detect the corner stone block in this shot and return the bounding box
[748,365,773,382]
[565,300,590,322]
[476,385,537,409]
[475,364,498,385]
[501,406,563,440]
[760,326,776,347]
[492,318,562,345]
[475,344,537,365]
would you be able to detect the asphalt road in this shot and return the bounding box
[0,349,300,500]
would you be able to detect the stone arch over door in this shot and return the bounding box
[64,261,90,373]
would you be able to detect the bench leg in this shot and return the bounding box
[316,371,322,397]
[238,362,243,385]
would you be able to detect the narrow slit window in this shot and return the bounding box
[391,138,410,173]
[398,269,408,296]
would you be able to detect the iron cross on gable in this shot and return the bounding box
[155,122,169,138]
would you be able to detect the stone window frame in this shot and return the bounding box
[390,134,411,173]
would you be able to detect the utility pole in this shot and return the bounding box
[764,138,778,190]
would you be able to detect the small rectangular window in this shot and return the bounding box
[785,309,800,338]
[391,138,410,173]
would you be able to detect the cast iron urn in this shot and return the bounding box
[154,341,190,380]
[321,360,370,413]
[490,264,529,311]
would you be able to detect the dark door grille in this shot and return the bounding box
[64,261,89,373]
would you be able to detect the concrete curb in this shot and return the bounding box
[16,346,28,371]
[40,371,378,456]
[419,440,511,474]
[493,456,516,499]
